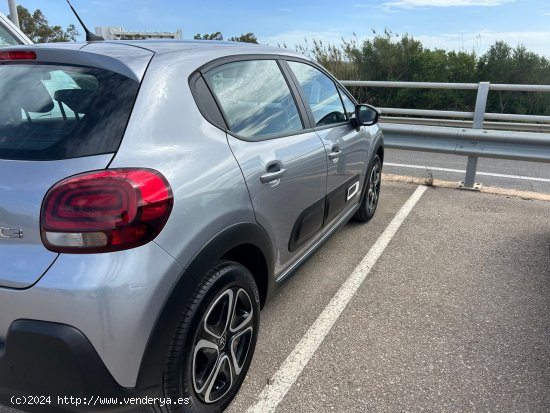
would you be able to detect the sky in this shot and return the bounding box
[2,0,550,57]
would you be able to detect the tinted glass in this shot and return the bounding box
[205,60,303,138]
[193,75,226,129]
[340,89,356,119]
[0,64,139,160]
[288,61,346,127]
[0,22,21,47]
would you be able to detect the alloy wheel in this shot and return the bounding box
[192,288,254,404]
[367,161,381,214]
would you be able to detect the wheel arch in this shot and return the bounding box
[135,222,274,392]
[358,135,384,201]
[376,142,384,166]
[373,131,384,166]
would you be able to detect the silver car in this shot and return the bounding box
[0,40,383,412]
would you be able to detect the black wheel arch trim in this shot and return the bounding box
[374,134,384,164]
[135,222,274,392]
[359,137,384,203]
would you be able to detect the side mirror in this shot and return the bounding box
[354,104,380,126]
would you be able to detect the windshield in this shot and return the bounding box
[0,64,140,160]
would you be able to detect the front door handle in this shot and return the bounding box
[328,147,342,160]
[260,163,287,183]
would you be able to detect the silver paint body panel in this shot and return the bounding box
[227,131,327,275]
[317,123,374,226]
[0,241,182,387]
[0,155,114,288]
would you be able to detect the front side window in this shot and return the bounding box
[288,61,347,127]
[205,60,303,139]
[340,89,356,120]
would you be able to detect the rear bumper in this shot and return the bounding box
[0,320,150,412]
[0,241,184,389]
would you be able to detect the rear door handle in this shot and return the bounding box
[260,163,287,183]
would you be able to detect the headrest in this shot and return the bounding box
[18,80,54,113]
[54,89,94,114]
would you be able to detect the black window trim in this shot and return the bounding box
[188,71,228,131]
[337,86,357,121]
[278,59,315,129]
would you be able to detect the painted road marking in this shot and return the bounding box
[385,162,550,183]
[246,185,428,413]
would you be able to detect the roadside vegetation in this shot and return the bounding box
[14,5,79,42]
[295,30,550,115]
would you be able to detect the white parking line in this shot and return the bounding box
[385,162,550,183]
[246,185,428,413]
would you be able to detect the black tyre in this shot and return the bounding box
[159,262,260,412]
[354,154,382,222]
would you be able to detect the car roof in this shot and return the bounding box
[6,40,311,82]
[32,39,309,61]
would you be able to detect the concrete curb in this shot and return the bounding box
[382,173,550,202]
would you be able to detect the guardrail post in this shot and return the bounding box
[460,81,490,190]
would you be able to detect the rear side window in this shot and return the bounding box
[204,60,303,139]
[0,64,140,160]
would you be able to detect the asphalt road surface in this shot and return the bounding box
[384,149,550,194]
[2,181,549,412]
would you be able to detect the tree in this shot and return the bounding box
[477,41,550,114]
[193,32,258,44]
[194,32,223,41]
[15,5,80,43]
[229,33,258,44]
[297,31,550,114]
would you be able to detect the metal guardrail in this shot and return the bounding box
[341,80,550,189]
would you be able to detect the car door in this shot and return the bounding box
[202,58,327,277]
[285,60,371,227]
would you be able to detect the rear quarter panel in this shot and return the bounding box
[109,51,257,270]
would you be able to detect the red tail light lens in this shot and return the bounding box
[41,169,173,253]
[0,51,36,60]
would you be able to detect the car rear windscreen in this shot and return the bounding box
[0,64,140,160]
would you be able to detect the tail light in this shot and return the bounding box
[41,169,173,253]
[0,51,36,60]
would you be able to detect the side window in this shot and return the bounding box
[288,61,346,127]
[0,21,21,47]
[204,60,303,139]
[339,89,356,120]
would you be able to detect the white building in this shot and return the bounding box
[95,26,183,40]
